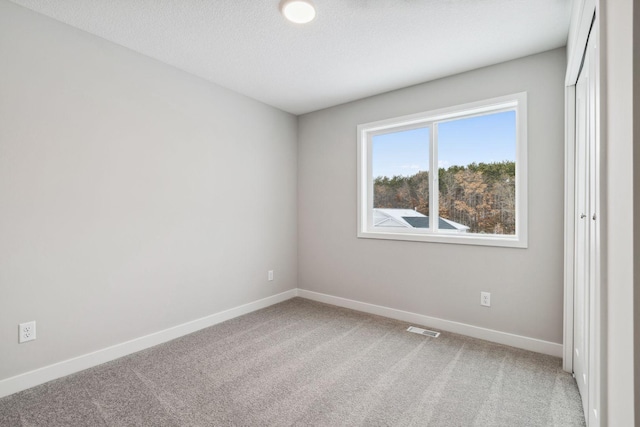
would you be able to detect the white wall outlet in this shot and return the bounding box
[480,292,491,307]
[268,270,274,281]
[19,321,36,343]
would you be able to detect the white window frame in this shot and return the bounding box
[357,92,528,248]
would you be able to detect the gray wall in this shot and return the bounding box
[0,0,297,381]
[298,48,566,344]
[635,0,640,419]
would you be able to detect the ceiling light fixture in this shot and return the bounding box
[280,0,316,24]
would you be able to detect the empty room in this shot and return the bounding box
[0,0,637,426]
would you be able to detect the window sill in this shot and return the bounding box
[357,230,528,248]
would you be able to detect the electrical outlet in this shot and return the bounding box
[480,292,491,307]
[268,270,274,281]
[19,321,36,343]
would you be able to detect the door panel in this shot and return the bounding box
[573,31,596,423]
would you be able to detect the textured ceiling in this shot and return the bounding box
[9,0,572,115]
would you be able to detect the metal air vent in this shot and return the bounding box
[407,326,440,338]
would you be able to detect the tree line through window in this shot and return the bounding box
[373,160,515,234]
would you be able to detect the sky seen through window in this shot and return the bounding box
[372,110,516,178]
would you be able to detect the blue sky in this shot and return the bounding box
[372,111,516,178]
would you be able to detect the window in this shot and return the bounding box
[357,93,527,248]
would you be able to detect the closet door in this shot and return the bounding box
[573,31,596,422]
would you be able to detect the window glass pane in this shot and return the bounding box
[372,127,430,229]
[437,111,516,235]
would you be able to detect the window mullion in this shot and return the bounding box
[430,124,439,233]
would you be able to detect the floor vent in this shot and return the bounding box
[407,326,440,338]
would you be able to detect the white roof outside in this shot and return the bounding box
[374,209,424,228]
[373,209,470,232]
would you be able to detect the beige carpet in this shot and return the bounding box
[0,298,585,426]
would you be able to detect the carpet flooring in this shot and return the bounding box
[0,298,585,426]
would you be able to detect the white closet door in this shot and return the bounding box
[573,31,596,423]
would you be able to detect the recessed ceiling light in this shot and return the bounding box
[280,0,316,24]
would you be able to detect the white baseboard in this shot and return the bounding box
[0,289,298,399]
[297,289,563,358]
